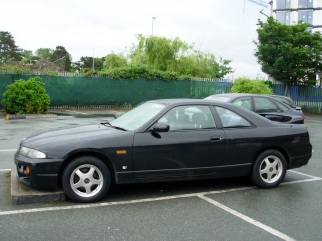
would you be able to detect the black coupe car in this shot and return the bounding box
[204,93,304,124]
[15,99,312,203]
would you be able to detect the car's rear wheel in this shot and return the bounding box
[251,150,287,188]
[62,156,110,202]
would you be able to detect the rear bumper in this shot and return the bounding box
[289,153,311,169]
[289,144,312,169]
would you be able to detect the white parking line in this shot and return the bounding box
[0,149,16,152]
[281,177,322,186]
[198,195,296,241]
[288,170,322,179]
[0,169,11,172]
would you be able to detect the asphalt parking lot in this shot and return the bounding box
[0,110,321,241]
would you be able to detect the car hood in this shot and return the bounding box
[21,124,124,149]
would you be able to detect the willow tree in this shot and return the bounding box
[178,50,232,78]
[254,17,322,88]
[129,34,232,78]
[103,53,127,70]
[129,34,191,71]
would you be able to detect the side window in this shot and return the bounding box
[233,98,251,111]
[158,105,216,130]
[215,107,251,128]
[254,97,278,113]
[275,101,289,112]
[274,96,289,105]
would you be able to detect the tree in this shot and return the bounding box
[50,46,72,71]
[254,17,322,86]
[103,53,127,70]
[0,31,22,63]
[35,48,54,60]
[21,50,39,64]
[128,34,232,78]
[178,51,232,78]
[231,77,273,94]
[78,56,105,70]
[129,34,191,72]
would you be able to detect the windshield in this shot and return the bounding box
[109,102,165,131]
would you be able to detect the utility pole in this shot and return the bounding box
[92,48,94,70]
[152,17,156,35]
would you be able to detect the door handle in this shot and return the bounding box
[210,136,222,142]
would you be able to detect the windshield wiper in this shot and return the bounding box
[113,126,127,131]
[101,122,127,131]
[101,122,112,127]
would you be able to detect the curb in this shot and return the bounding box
[5,114,57,120]
[48,111,116,117]
[47,109,122,118]
[11,167,66,204]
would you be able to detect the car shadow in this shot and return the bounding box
[101,177,254,203]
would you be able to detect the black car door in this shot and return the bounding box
[132,105,227,179]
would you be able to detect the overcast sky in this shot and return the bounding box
[1,0,271,79]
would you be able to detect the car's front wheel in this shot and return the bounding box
[62,156,111,202]
[251,150,287,188]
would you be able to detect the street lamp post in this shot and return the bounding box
[92,48,94,70]
[152,17,156,35]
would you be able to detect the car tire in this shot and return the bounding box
[251,150,287,188]
[62,156,111,203]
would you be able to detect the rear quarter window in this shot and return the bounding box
[215,107,252,128]
[254,97,278,113]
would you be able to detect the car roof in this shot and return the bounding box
[148,98,248,107]
[207,93,273,98]
[147,98,269,118]
[265,94,296,103]
[206,93,292,106]
[148,98,216,105]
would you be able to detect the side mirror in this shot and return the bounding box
[152,123,170,132]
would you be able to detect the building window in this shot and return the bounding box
[298,11,313,24]
[276,11,291,25]
[276,0,291,9]
[298,0,313,8]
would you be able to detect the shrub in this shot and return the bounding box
[1,76,50,114]
[99,65,180,80]
[231,77,273,94]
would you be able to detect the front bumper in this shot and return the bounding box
[15,153,64,189]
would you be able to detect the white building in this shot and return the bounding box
[272,0,322,33]
[271,0,322,85]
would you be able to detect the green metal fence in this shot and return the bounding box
[272,84,322,111]
[1,74,321,111]
[0,74,232,108]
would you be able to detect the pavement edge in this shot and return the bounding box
[11,167,66,205]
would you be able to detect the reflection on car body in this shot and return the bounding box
[15,99,312,203]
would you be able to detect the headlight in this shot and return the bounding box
[19,147,47,159]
